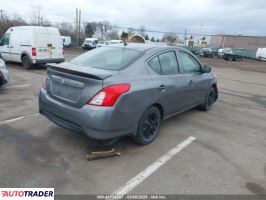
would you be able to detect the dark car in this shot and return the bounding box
[39,44,218,145]
[200,48,213,58]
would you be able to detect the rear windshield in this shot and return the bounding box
[70,47,142,70]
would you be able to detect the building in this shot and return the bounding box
[210,35,266,51]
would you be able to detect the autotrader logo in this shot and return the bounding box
[0,188,54,200]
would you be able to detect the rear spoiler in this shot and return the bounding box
[47,64,108,80]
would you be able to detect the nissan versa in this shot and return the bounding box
[39,44,218,145]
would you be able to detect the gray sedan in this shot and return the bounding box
[39,44,218,145]
[0,59,9,86]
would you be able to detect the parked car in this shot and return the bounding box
[0,59,9,86]
[200,48,213,58]
[96,41,107,48]
[223,48,242,61]
[39,44,218,145]
[0,26,65,69]
[256,48,266,61]
[82,38,98,50]
[61,36,72,47]
[218,48,224,57]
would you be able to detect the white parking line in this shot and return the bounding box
[112,136,196,195]
[0,113,39,125]
[0,84,31,89]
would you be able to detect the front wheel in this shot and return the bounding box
[201,87,216,111]
[133,106,161,145]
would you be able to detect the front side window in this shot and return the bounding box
[148,51,179,75]
[179,52,201,74]
[0,33,10,46]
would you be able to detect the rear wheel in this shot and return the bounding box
[133,106,161,145]
[201,87,216,111]
[22,55,32,69]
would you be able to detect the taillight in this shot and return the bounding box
[32,48,37,56]
[88,84,130,107]
[42,77,48,90]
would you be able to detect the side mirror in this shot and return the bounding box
[203,65,211,73]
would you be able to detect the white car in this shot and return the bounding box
[256,48,266,61]
[218,48,224,57]
[0,59,9,86]
[0,26,65,69]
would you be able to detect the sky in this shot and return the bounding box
[1,0,266,38]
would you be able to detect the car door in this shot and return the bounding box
[147,50,187,117]
[0,33,12,61]
[178,51,207,108]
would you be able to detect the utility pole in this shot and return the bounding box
[78,9,81,42]
[76,8,78,47]
[75,8,81,47]
[0,10,4,24]
[184,28,187,46]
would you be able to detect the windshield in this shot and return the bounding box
[70,46,142,70]
[84,40,93,44]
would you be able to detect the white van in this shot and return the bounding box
[0,26,65,69]
[82,38,98,50]
[256,48,266,61]
[61,36,71,47]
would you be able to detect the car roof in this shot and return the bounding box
[107,43,185,53]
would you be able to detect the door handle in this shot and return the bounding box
[158,85,166,91]
[189,80,194,86]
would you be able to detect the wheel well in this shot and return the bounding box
[21,53,28,62]
[212,84,218,101]
[152,103,164,120]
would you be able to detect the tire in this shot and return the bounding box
[22,55,32,69]
[133,106,161,145]
[201,87,216,111]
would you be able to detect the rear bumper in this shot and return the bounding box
[39,89,134,140]
[33,58,65,64]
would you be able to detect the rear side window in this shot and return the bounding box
[148,51,179,75]
[159,52,178,75]
[148,57,161,74]
[70,47,142,71]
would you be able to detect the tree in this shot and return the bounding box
[97,20,111,40]
[138,25,146,37]
[30,5,45,26]
[106,30,119,40]
[161,33,178,43]
[127,27,135,36]
[58,22,74,36]
[121,31,129,41]
[85,22,97,37]
[144,34,149,40]
[156,38,160,42]
[151,37,155,42]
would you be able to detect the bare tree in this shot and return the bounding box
[30,5,50,26]
[106,30,119,40]
[138,25,146,37]
[97,20,112,40]
[127,27,135,36]
[58,22,75,36]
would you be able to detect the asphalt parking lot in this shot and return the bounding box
[0,49,266,195]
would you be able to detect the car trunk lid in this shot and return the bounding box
[46,62,118,107]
